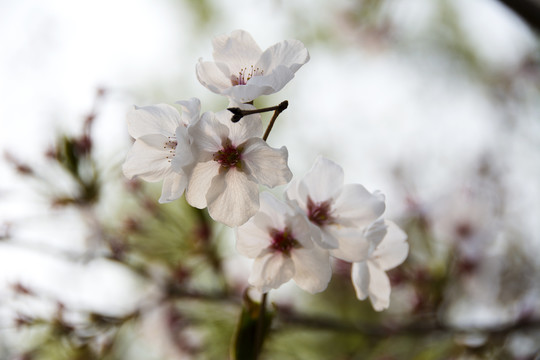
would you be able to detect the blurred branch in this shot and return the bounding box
[276,309,540,339]
[496,0,540,32]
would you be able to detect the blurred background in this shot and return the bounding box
[1,0,540,359]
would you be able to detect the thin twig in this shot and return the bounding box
[228,100,288,123]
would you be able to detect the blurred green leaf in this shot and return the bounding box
[231,291,274,360]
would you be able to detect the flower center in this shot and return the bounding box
[213,140,242,169]
[306,197,334,226]
[163,136,178,163]
[270,227,300,255]
[231,65,264,86]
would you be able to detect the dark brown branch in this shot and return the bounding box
[496,0,540,32]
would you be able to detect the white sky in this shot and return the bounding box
[0,0,539,350]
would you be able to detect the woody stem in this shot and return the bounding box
[228,100,288,123]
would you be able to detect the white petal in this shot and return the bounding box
[351,262,370,301]
[317,227,339,249]
[195,60,232,94]
[366,262,391,311]
[299,156,344,203]
[291,248,332,294]
[371,221,409,271]
[256,39,310,74]
[249,251,294,293]
[158,172,187,203]
[175,97,201,126]
[212,30,262,72]
[333,184,386,228]
[215,108,262,145]
[185,161,220,208]
[258,192,290,229]
[242,138,292,188]
[206,169,259,227]
[171,125,194,170]
[236,219,272,258]
[363,219,388,249]
[122,135,172,182]
[236,208,276,259]
[306,222,324,249]
[285,179,306,209]
[127,104,180,139]
[189,112,229,156]
[223,83,272,103]
[330,230,370,262]
[288,213,314,249]
[247,65,295,94]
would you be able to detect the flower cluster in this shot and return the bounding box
[123,30,408,311]
[238,157,408,310]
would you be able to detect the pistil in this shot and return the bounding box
[213,140,242,170]
[307,197,334,226]
[270,227,300,256]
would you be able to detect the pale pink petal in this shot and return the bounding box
[298,156,344,203]
[185,161,220,209]
[351,261,369,300]
[242,138,292,188]
[212,30,262,72]
[195,60,232,94]
[291,247,331,294]
[236,220,272,258]
[158,172,187,204]
[122,135,172,182]
[333,184,386,228]
[175,97,201,126]
[366,262,391,311]
[249,251,295,293]
[127,104,180,139]
[215,108,262,145]
[206,169,259,227]
[371,221,409,271]
[256,39,310,74]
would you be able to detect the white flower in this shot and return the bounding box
[196,29,310,103]
[351,219,409,311]
[286,156,386,260]
[236,192,332,293]
[185,105,292,227]
[122,98,200,203]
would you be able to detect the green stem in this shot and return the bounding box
[254,292,268,358]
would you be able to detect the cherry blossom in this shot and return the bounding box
[236,192,332,293]
[286,156,386,259]
[184,104,292,227]
[196,29,310,103]
[123,98,201,203]
[351,219,409,311]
